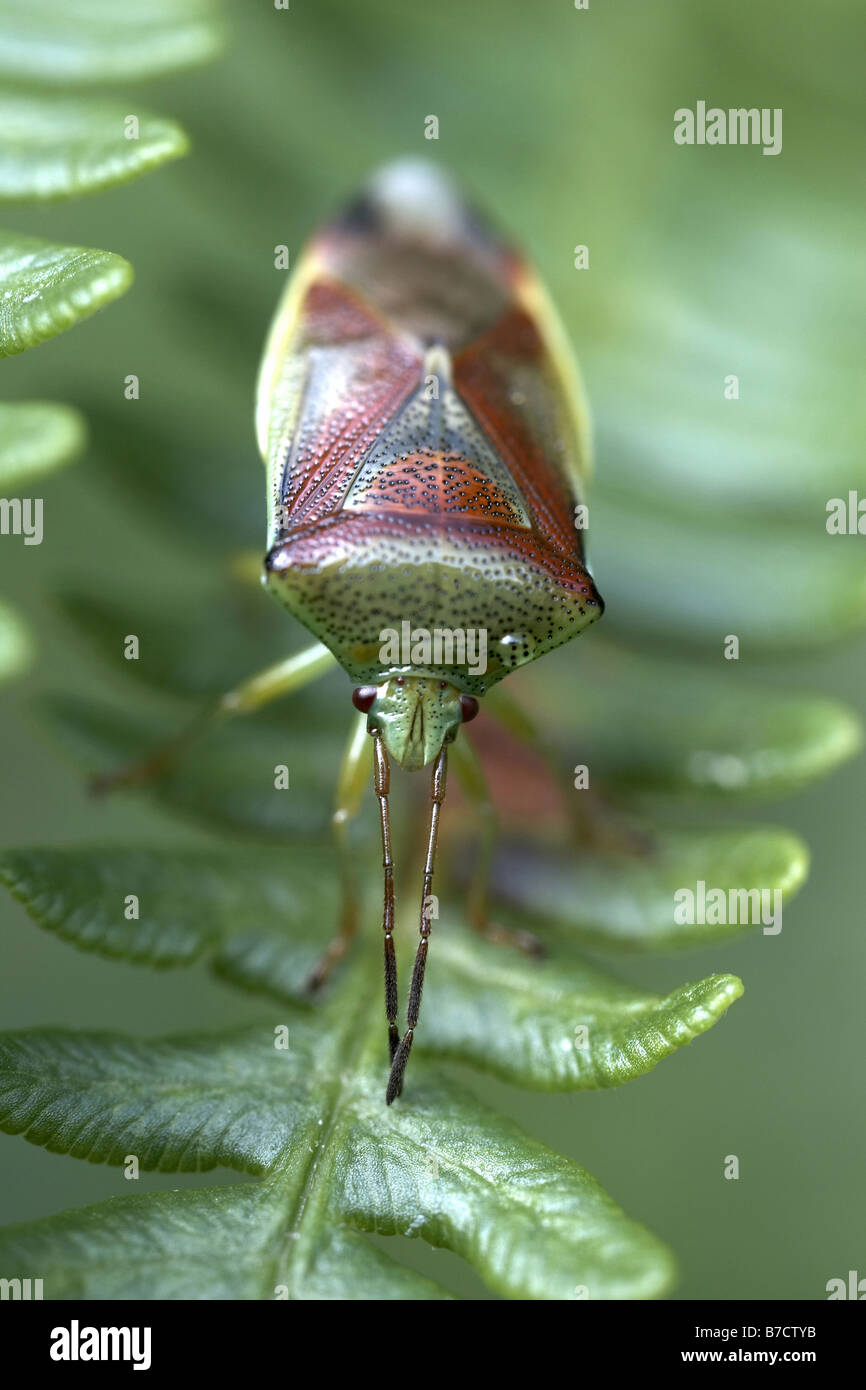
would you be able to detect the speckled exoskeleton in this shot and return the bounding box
[96,161,603,1103]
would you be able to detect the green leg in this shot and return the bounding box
[306,712,371,991]
[90,642,337,795]
[450,734,543,958]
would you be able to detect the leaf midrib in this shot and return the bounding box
[266,946,384,1296]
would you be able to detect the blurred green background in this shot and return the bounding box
[1,0,864,1299]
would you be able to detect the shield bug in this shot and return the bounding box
[96,160,603,1103]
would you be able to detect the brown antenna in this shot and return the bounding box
[386,744,448,1103]
[373,730,400,1064]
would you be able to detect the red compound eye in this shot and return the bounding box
[460,695,479,723]
[352,685,377,713]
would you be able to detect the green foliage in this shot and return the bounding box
[0,401,86,487]
[0,0,224,354]
[593,497,866,651]
[0,0,225,85]
[521,644,863,801]
[0,593,845,1298]
[0,1005,676,1300]
[0,0,862,1302]
[0,232,133,357]
[0,598,32,685]
[488,827,807,951]
[0,0,224,674]
[0,402,87,684]
[0,96,188,201]
[0,846,743,1087]
[590,239,866,521]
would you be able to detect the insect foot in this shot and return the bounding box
[474,919,545,959]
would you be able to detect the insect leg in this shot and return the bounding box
[484,684,651,857]
[306,712,369,991]
[483,682,567,798]
[385,745,447,1104]
[373,731,401,1064]
[450,735,543,958]
[90,642,336,795]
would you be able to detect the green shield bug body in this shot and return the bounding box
[99,161,603,1102]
